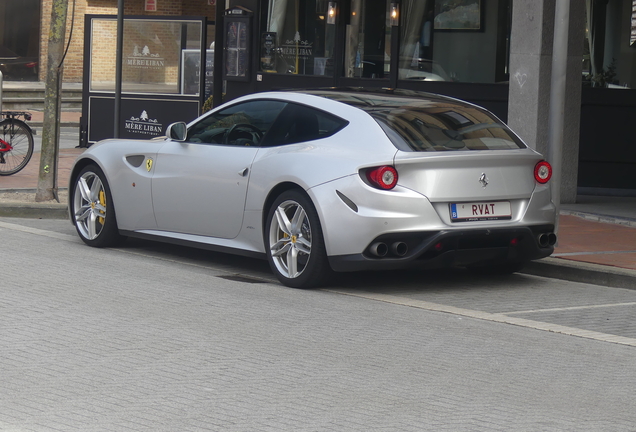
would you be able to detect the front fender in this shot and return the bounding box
[68,140,164,230]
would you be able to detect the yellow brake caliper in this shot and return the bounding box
[98,190,106,224]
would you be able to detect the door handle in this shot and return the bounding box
[238,168,249,177]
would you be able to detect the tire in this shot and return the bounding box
[265,190,332,288]
[467,261,526,275]
[71,164,123,247]
[0,119,34,176]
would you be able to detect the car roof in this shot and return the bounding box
[287,87,479,111]
[225,88,488,127]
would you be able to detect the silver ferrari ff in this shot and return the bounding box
[69,89,556,288]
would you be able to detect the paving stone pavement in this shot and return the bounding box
[508,304,636,339]
[1,218,636,431]
[331,269,636,344]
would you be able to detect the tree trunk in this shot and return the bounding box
[36,0,69,202]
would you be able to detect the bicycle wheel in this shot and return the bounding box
[0,119,34,176]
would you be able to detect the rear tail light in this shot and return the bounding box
[25,62,37,68]
[534,161,552,184]
[365,166,398,190]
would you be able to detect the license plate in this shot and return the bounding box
[450,201,511,222]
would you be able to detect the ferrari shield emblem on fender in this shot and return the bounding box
[146,158,153,172]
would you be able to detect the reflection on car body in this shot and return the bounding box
[69,88,556,288]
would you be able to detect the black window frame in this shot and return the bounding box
[186,99,288,146]
[261,102,349,147]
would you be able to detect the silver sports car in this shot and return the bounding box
[69,89,556,288]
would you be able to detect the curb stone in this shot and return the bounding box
[0,188,69,220]
[522,257,636,290]
[0,202,68,219]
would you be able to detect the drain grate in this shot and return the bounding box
[217,274,269,284]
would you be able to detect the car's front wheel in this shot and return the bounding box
[265,190,331,288]
[71,164,123,247]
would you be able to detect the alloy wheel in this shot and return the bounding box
[268,199,312,279]
[74,170,107,240]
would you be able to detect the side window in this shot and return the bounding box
[263,103,349,146]
[186,100,287,146]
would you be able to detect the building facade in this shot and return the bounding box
[3,0,636,196]
[0,0,216,83]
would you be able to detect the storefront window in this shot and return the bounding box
[398,0,506,84]
[90,18,204,94]
[0,0,40,81]
[345,0,392,79]
[584,0,636,89]
[263,0,336,75]
[89,19,117,92]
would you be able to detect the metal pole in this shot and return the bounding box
[213,0,224,108]
[114,0,124,137]
[0,70,3,113]
[53,69,62,202]
[548,0,570,234]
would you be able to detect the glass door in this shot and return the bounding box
[344,0,392,79]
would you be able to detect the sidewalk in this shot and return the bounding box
[0,148,84,190]
[27,110,82,128]
[1,121,635,289]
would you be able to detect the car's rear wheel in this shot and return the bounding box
[266,190,331,288]
[71,164,123,247]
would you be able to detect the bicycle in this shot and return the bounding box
[0,111,35,176]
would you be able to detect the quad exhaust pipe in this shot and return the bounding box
[391,242,408,257]
[369,242,388,257]
[371,233,556,258]
[537,232,557,248]
[369,242,408,257]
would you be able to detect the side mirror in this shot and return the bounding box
[165,122,187,141]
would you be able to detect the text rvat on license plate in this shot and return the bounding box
[450,201,511,222]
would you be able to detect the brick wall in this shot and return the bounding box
[40,0,217,83]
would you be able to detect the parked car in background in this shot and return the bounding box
[68,88,556,288]
[0,46,38,81]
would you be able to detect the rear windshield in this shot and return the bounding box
[307,90,526,152]
[369,105,526,152]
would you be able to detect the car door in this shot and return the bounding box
[151,99,287,238]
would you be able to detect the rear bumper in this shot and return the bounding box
[328,225,554,272]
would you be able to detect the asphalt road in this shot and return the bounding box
[1,217,636,431]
